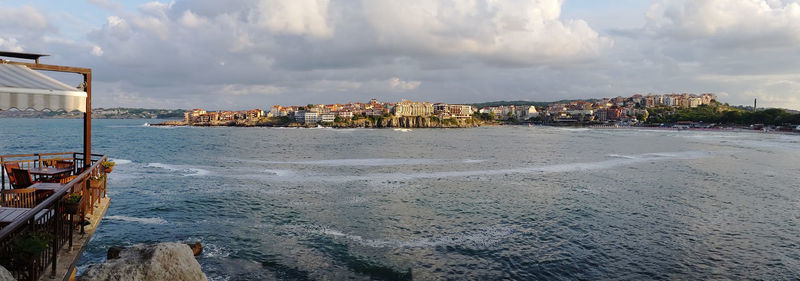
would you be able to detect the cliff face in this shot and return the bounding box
[169,116,487,128]
[79,243,207,281]
[336,116,481,128]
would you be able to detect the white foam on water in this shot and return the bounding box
[147,163,211,176]
[106,215,167,224]
[607,154,636,159]
[251,151,710,183]
[250,158,450,166]
[304,225,519,248]
[262,169,297,177]
[110,158,132,165]
[201,242,231,258]
[393,128,412,132]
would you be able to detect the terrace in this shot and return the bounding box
[0,52,110,281]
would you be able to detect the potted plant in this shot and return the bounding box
[64,193,82,214]
[89,174,105,189]
[10,231,51,269]
[101,161,115,173]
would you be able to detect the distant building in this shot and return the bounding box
[336,111,353,119]
[392,100,434,117]
[320,113,335,123]
[294,110,320,123]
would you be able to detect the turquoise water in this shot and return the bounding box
[1,119,799,280]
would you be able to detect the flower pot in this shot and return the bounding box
[64,194,83,214]
[65,201,81,214]
[90,179,103,189]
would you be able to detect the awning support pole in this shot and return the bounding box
[83,72,92,167]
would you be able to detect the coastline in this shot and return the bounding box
[150,120,800,135]
[152,116,501,129]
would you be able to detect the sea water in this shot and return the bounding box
[1,119,799,280]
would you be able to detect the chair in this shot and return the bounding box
[1,188,37,208]
[58,175,77,184]
[54,160,74,170]
[11,168,34,189]
[3,163,20,187]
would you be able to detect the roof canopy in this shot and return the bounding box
[0,64,87,112]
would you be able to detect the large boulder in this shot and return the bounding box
[0,266,15,281]
[79,242,207,281]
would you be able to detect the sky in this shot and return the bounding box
[1,0,799,110]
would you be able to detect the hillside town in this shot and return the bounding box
[182,93,717,126]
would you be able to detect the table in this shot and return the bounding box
[0,207,31,227]
[27,167,73,183]
[29,182,67,192]
[27,167,72,177]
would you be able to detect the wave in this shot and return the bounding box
[106,215,167,224]
[109,158,132,165]
[607,154,636,159]
[262,169,297,177]
[302,225,519,248]
[393,128,412,132]
[248,158,488,167]
[107,125,148,128]
[250,158,450,166]
[147,163,211,176]
[243,151,709,183]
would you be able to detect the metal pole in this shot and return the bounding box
[83,72,92,168]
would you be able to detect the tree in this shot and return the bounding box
[334,116,343,123]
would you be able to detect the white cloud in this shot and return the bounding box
[250,0,333,38]
[388,77,422,91]
[362,0,612,64]
[179,10,207,28]
[218,84,284,95]
[91,45,104,56]
[646,0,800,47]
[0,6,49,31]
[0,37,24,52]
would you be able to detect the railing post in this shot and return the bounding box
[52,200,59,276]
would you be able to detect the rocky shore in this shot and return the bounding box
[78,242,207,281]
[154,116,495,128]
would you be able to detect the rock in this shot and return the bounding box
[0,266,15,281]
[80,242,208,281]
[186,242,202,256]
[107,246,124,259]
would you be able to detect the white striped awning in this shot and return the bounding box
[0,64,87,112]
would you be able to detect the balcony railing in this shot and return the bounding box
[0,152,108,281]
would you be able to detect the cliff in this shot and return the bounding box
[79,242,207,281]
[160,116,491,128]
[335,116,482,128]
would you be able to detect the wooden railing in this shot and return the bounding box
[0,153,92,190]
[0,152,108,281]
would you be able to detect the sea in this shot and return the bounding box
[1,119,799,280]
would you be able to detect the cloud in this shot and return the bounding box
[0,6,49,31]
[250,0,333,38]
[91,46,104,56]
[7,0,799,110]
[218,84,284,95]
[179,10,208,28]
[362,0,612,64]
[388,77,422,91]
[646,0,800,48]
[0,37,24,52]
